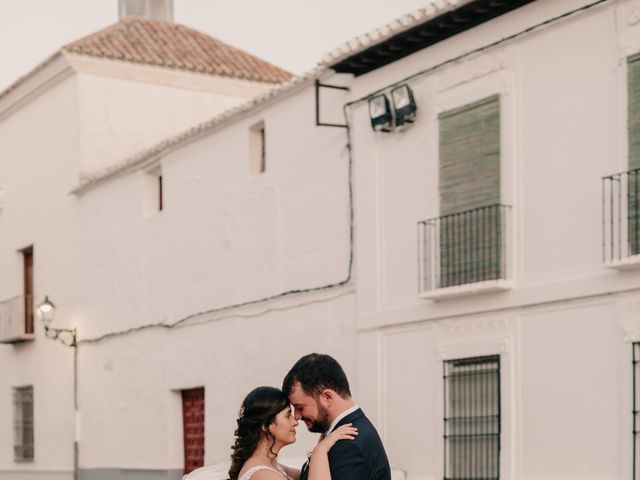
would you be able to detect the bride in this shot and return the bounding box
[229,386,357,480]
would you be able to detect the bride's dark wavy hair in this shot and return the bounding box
[228,386,290,480]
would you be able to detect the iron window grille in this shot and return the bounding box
[603,168,640,262]
[634,343,640,480]
[418,204,511,292]
[444,355,500,480]
[13,386,34,462]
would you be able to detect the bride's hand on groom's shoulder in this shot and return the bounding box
[312,424,358,456]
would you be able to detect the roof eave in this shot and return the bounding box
[323,0,537,76]
[0,52,74,122]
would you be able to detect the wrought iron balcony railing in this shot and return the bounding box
[0,295,35,344]
[603,167,640,265]
[418,204,511,295]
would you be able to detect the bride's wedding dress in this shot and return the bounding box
[239,464,293,480]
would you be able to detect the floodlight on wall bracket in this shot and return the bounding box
[368,83,417,132]
[36,295,77,348]
[391,84,417,128]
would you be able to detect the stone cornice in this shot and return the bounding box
[0,52,73,123]
[65,53,275,97]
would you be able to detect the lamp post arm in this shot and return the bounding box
[44,325,77,348]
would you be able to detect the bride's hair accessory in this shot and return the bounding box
[237,405,245,419]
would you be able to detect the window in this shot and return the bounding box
[438,95,504,288]
[444,355,500,480]
[182,387,205,475]
[144,166,163,215]
[119,0,173,21]
[13,386,34,462]
[22,247,33,335]
[628,55,640,256]
[249,121,266,175]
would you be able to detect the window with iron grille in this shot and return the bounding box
[13,386,34,462]
[444,355,500,480]
[633,343,640,480]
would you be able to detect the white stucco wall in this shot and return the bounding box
[78,293,357,470]
[70,83,355,470]
[76,71,269,176]
[0,75,79,478]
[73,83,351,339]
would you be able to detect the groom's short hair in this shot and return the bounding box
[282,353,351,399]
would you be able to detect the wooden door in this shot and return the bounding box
[23,248,33,334]
[182,387,205,474]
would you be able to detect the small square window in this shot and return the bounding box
[249,121,266,175]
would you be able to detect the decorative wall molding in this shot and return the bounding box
[435,53,504,92]
[625,2,640,25]
[618,33,640,59]
[66,53,274,97]
[624,325,639,343]
[440,315,509,334]
[0,54,73,122]
[435,333,512,360]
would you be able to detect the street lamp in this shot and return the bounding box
[36,296,76,347]
[35,295,79,480]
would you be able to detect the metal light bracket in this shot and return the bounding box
[315,79,349,128]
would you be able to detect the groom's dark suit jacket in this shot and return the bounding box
[300,408,391,480]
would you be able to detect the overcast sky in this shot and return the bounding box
[0,0,430,91]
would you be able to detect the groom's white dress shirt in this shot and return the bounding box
[326,404,359,434]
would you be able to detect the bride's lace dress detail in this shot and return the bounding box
[239,464,293,480]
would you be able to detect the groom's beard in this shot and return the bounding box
[305,402,331,433]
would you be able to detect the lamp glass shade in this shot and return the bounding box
[368,94,393,132]
[391,84,417,127]
[36,296,56,326]
[369,95,389,118]
[392,85,412,109]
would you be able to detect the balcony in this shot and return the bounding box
[603,167,640,269]
[418,204,512,299]
[0,295,35,344]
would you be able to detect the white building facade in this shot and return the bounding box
[3,1,640,480]
[340,1,640,480]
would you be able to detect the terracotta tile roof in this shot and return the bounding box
[63,17,292,84]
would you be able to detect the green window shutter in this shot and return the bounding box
[439,95,500,214]
[628,55,640,170]
[438,95,502,287]
[628,56,640,254]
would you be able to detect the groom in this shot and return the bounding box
[282,353,391,480]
